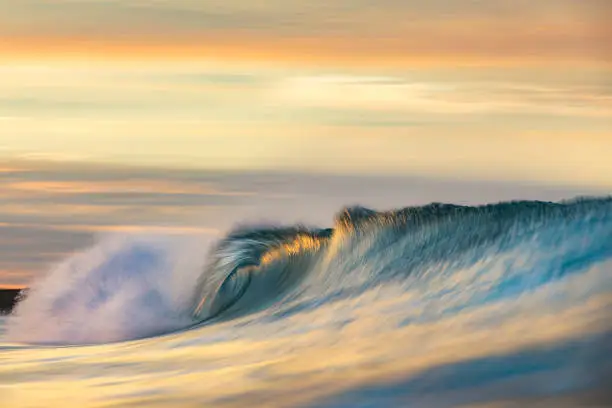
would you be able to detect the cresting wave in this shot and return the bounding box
[6,197,612,345]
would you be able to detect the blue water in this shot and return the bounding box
[1,197,611,407]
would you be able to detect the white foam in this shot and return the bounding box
[7,233,215,344]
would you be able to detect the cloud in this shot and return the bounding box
[1,180,254,196]
[1,0,609,63]
[0,166,28,173]
[273,75,612,118]
[0,269,36,288]
[1,222,219,235]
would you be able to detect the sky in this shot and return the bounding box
[0,0,610,187]
[0,0,611,288]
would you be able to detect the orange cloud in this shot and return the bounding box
[2,32,609,68]
[0,167,23,173]
[47,224,220,235]
[1,0,609,68]
[1,180,254,197]
[0,220,218,235]
[0,284,26,289]
[0,269,36,289]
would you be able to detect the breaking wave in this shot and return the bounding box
[6,197,612,346]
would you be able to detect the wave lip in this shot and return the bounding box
[191,225,333,321]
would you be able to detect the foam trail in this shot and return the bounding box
[7,234,214,344]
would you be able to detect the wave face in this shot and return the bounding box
[2,198,612,405]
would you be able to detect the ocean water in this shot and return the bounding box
[0,166,611,407]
